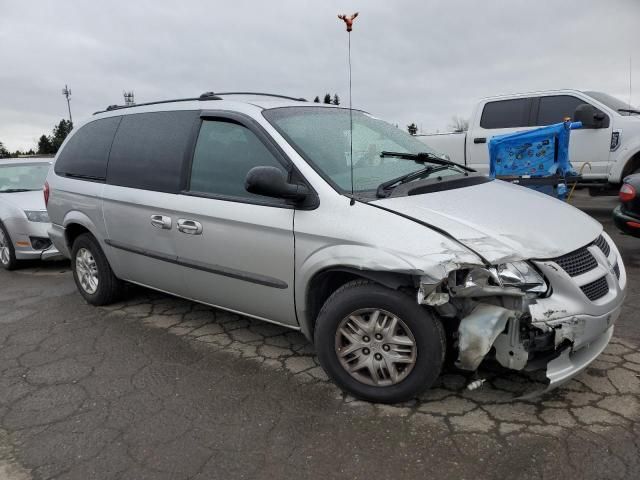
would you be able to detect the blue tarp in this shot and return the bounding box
[488,121,581,178]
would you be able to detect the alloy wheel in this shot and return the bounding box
[75,247,99,294]
[0,228,10,265]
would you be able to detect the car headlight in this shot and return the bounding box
[24,210,50,223]
[495,261,547,294]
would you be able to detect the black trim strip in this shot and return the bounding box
[104,239,288,289]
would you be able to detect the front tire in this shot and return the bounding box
[314,280,445,404]
[0,222,19,271]
[71,233,123,305]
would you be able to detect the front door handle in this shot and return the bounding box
[150,214,172,230]
[177,219,203,235]
[473,137,487,144]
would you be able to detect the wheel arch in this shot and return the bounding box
[300,267,417,341]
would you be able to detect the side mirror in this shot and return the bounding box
[245,166,310,202]
[574,104,607,129]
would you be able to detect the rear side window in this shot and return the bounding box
[107,111,198,193]
[480,98,531,129]
[188,119,287,201]
[54,117,120,180]
[536,95,588,125]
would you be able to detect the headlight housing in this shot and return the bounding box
[24,210,50,223]
[495,261,547,294]
[462,261,547,295]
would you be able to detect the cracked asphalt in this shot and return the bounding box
[2,191,640,480]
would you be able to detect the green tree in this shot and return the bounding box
[313,96,320,103]
[50,119,73,152]
[407,123,418,135]
[323,93,332,104]
[0,141,9,158]
[332,94,340,106]
[38,135,53,154]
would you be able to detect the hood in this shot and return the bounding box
[373,179,602,264]
[0,190,46,212]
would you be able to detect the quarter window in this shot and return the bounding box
[54,117,121,180]
[188,119,287,201]
[480,98,531,129]
[536,95,588,125]
[107,111,198,193]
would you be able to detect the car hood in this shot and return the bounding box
[372,179,602,264]
[0,190,46,212]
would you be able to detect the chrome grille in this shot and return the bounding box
[593,235,611,257]
[580,276,609,301]
[553,247,598,277]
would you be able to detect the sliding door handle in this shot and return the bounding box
[150,214,172,230]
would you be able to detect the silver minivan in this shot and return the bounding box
[45,92,626,403]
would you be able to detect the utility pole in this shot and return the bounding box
[62,85,72,124]
[123,91,135,106]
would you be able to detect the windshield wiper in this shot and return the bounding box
[0,188,35,193]
[376,165,452,198]
[380,151,474,171]
[618,108,640,115]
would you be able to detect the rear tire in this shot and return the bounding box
[0,222,19,271]
[71,233,123,305]
[314,280,445,404]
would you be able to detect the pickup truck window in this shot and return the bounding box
[536,95,587,125]
[480,98,531,129]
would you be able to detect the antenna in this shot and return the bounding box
[338,13,359,205]
[630,56,633,110]
[61,85,72,124]
[123,91,135,106]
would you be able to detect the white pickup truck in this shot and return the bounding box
[418,90,640,187]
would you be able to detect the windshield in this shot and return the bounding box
[0,163,50,193]
[585,91,639,115]
[263,107,461,192]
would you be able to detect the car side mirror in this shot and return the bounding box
[574,104,607,129]
[245,166,310,202]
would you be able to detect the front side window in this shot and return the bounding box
[480,98,531,129]
[0,163,50,192]
[536,95,588,125]
[188,119,287,201]
[263,107,461,193]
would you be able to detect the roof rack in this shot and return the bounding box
[94,91,306,115]
[205,92,307,102]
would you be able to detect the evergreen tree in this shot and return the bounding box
[407,123,418,135]
[313,96,320,103]
[332,94,340,106]
[323,93,332,104]
[0,141,9,158]
[51,119,73,152]
[38,135,53,154]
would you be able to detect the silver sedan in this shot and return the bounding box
[0,157,62,269]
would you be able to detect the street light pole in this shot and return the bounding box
[62,85,72,124]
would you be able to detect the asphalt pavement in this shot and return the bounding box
[1,190,640,480]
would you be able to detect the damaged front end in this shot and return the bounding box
[417,237,626,394]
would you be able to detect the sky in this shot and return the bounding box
[1,0,639,151]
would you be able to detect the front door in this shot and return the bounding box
[532,94,612,179]
[174,115,297,326]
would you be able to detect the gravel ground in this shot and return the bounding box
[1,190,639,480]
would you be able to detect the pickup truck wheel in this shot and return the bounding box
[314,280,445,403]
[71,233,123,305]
